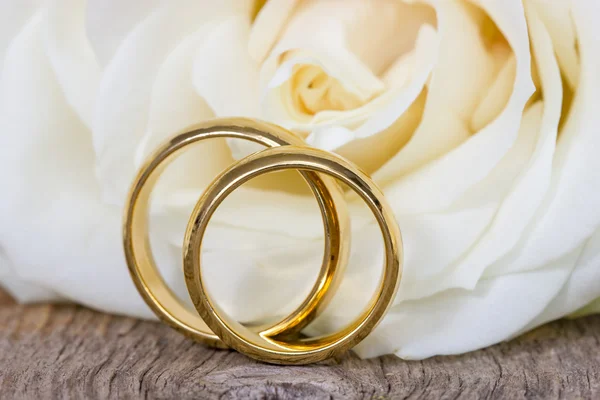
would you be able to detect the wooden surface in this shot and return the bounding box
[0,289,599,399]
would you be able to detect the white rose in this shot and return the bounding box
[1,0,599,360]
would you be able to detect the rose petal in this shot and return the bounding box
[44,0,101,128]
[471,55,517,132]
[334,91,426,175]
[259,0,436,131]
[0,0,42,70]
[248,0,302,63]
[268,25,437,169]
[192,16,260,118]
[520,226,600,332]
[530,0,579,88]
[192,15,265,159]
[355,247,578,359]
[486,0,600,276]
[85,0,161,66]
[437,2,563,294]
[262,0,402,102]
[381,0,535,214]
[395,100,544,300]
[93,2,247,206]
[374,0,510,181]
[395,205,498,302]
[0,14,150,316]
[139,27,235,202]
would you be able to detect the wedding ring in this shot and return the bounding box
[123,118,349,348]
[184,146,403,365]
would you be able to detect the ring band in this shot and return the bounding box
[184,146,403,365]
[123,118,350,347]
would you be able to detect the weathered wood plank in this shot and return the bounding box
[0,289,599,399]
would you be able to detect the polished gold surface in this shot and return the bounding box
[184,146,403,365]
[123,118,349,348]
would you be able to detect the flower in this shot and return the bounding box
[1,0,599,360]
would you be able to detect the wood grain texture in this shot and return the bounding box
[0,289,599,400]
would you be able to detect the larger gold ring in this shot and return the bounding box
[184,146,403,365]
[123,118,349,347]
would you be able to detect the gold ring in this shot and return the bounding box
[123,118,349,348]
[184,145,403,365]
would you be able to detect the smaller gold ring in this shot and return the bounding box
[123,118,349,347]
[184,146,403,365]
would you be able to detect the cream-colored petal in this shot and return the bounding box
[351,26,437,140]
[375,0,512,182]
[93,2,236,207]
[382,0,534,214]
[445,2,562,292]
[0,14,151,317]
[398,100,544,301]
[192,15,263,159]
[530,0,580,88]
[248,0,301,63]
[486,0,600,276]
[138,27,234,203]
[85,0,161,66]
[356,248,578,359]
[335,91,427,175]
[471,55,517,132]
[394,205,498,302]
[193,16,259,118]
[268,0,425,89]
[290,25,437,167]
[259,0,435,130]
[43,0,101,128]
[261,22,437,144]
[261,52,384,128]
[519,227,600,332]
[0,0,42,70]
